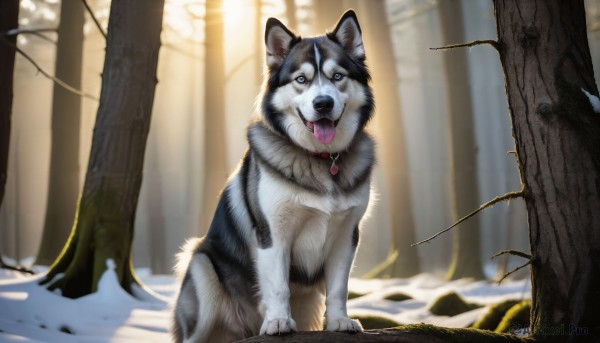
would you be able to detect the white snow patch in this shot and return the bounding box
[0,269,530,342]
[347,274,530,327]
[582,88,600,113]
[0,262,171,342]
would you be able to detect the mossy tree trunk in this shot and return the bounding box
[201,0,228,234]
[359,0,421,277]
[36,0,85,266]
[494,0,600,340]
[0,0,19,266]
[39,0,165,298]
[438,0,485,281]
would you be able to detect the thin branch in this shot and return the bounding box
[225,53,256,83]
[491,249,532,260]
[81,0,107,40]
[5,28,57,36]
[0,261,36,275]
[3,28,57,44]
[412,190,525,247]
[389,2,437,26]
[163,43,204,60]
[430,39,499,52]
[496,260,531,285]
[0,36,99,101]
[361,249,400,279]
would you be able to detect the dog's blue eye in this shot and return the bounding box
[333,73,344,81]
[295,75,307,84]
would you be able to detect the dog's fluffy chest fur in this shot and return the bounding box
[246,121,374,281]
[257,168,370,280]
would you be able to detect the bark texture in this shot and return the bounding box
[36,0,85,266]
[39,0,165,298]
[236,326,530,343]
[438,0,485,281]
[494,0,600,341]
[0,0,19,266]
[0,1,19,252]
[201,0,228,234]
[359,0,420,277]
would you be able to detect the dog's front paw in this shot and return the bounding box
[326,317,363,332]
[260,317,297,335]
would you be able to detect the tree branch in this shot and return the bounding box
[361,250,399,279]
[163,43,204,60]
[430,39,499,52]
[0,36,99,101]
[412,190,525,247]
[0,261,35,275]
[3,27,58,44]
[81,0,107,39]
[496,260,531,285]
[491,249,532,260]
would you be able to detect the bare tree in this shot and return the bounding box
[39,0,165,298]
[359,0,420,277]
[200,0,228,234]
[36,0,85,266]
[313,0,343,33]
[495,0,600,339]
[0,0,19,267]
[255,0,263,86]
[284,0,297,30]
[437,0,485,280]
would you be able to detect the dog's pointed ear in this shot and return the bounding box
[332,10,365,60]
[265,18,296,69]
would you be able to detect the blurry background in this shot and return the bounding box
[1,0,599,278]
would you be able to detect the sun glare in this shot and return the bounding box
[222,0,246,28]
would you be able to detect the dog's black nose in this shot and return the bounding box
[313,95,334,115]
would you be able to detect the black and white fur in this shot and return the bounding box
[172,10,375,343]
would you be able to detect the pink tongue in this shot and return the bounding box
[313,120,336,144]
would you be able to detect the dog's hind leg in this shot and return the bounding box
[174,253,225,343]
[290,283,325,331]
[173,273,198,342]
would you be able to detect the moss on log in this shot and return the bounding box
[429,291,482,316]
[236,324,534,343]
[472,299,522,331]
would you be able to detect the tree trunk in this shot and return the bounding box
[494,0,600,340]
[201,0,228,234]
[284,0,296,31]
[313,0,343,33]
[39,0,165,298]
[359,0,421,277]
[36,0,85,266]
[437,0,485,281]
[256,0,263,87]
[0,1,19,265]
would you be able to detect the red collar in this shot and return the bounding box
[308,151,340,175]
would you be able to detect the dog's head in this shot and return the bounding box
[261,10,374,153]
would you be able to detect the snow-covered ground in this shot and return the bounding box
[0,265,530,342]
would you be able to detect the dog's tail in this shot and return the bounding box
[173,237,203,282]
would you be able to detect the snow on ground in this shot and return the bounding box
[347,273,530,328]
[0,265,530,342]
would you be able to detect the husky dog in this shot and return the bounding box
[172,9,375,342]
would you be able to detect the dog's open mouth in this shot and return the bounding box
[298,109,342,145]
